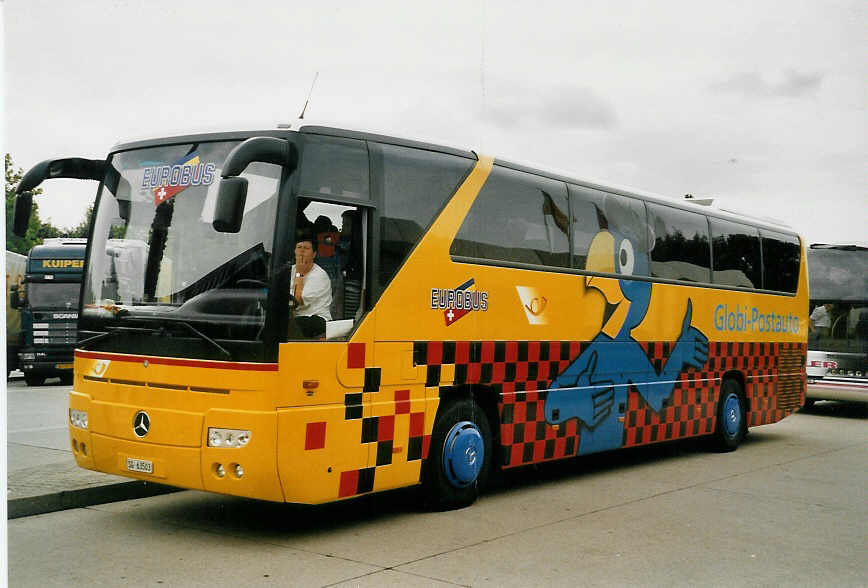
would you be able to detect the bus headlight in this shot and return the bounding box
[70,409,88,430]
[207,428,251,448]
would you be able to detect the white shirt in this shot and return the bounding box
[290,263,332,320]
[810,305,831,328]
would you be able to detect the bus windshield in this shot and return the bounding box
[81,141,282,360]
[808,245,868,354]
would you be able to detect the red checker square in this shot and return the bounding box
[513,403,527,423]
[506,341,518,362]
[455,341,470,364]
[528,341,540,362]
[481,341,495,362]
[422,435,431,459]
[547,341,560,361]
[427,341,443,366]
[509,444,523,466]
[500,423,514,445]
[492,362,505,382]
[304,421,327,450]
[347,343,365,369]
[378,415,395,441]
[467,363,481,383]
[410,412,425,437]
[394,389,411,414]
[339,470,359,497]
[515,363,528,382]
[533,440,546,461]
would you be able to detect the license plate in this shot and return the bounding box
[126,458,154,474]
[56,363,73,370]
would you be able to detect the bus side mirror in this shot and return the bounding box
[9,284,21,309]
[213,137,297,234]
[212,177,248,233]
[12,193,33,237]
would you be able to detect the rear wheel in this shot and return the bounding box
[59,373,74,385]
[423,397,492,510]
[712,378,746,452]
[24,373,46,387]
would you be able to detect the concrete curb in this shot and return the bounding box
[8,481,182,519]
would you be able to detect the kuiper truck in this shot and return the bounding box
[10,238,86,385]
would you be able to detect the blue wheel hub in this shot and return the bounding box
[723,393,741,437]
[442,421,484,488]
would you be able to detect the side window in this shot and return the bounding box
[569,185,648,276]
[298,135,369,199]
[710,218,761,288]
[377,144,474,289]
[761,230,801,293]
[451,166,570,268]
[647,203,711,283]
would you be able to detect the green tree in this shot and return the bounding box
[5,153,45,254]
[66,204,93,238]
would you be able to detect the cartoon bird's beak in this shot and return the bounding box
[584,231,629,338]
[585,231,615,274]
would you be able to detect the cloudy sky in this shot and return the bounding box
[4,0,866,244]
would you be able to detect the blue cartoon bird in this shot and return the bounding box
[544,199,709,454]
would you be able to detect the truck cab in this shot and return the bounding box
[15,238,86,385]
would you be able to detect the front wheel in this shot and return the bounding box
[712,378,746,452]
[423,397,493,510]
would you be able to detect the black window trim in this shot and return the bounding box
[450,162,801,297]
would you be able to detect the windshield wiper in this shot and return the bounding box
[78,326,158,349]
[173,320,232,360]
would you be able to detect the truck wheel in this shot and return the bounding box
[712,378,746,452]
[24,373,46,386]
[423,397,492,510]
[59,373,74,385]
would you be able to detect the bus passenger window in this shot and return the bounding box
[710,218,761,288]
[569,185,649,276]
[761,230,800,293]
[451,166,569,268]
[647,202,711,283]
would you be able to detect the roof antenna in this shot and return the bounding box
[298,72,319,119]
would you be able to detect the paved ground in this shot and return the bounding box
[6,383,867,587]
[6,378,175,518]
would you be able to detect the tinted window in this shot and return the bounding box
[762,230,801,293]
[710,218,761,288]
[647,203,711,283]
[377,143,473,288]
[807,247,868,302]
[299,135,369,199]
[569,185,649,276]
[451,166,570,268]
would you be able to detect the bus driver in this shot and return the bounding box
[289,235,332,338]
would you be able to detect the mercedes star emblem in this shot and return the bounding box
[133,411,151,438]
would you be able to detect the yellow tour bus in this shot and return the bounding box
[13,125,807,509]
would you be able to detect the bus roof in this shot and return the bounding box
[108,124,798,237]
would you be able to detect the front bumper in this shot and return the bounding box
[69,392,285,502]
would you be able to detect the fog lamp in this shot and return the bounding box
[70,409,88,430]
[215,463,226,478]
[234,464,244,478]
[208,428,251,448]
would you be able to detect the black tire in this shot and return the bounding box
[712,378,746,452]
[800,398,815,411]
[24,373,46,387]
[423,397,493,511]
[59,373,74,385]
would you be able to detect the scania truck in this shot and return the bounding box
[10,238,86,385]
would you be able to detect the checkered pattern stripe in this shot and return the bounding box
[337,370,432,499]
[414,339,806,469]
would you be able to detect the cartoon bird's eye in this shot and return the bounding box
[618,239,634,276]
